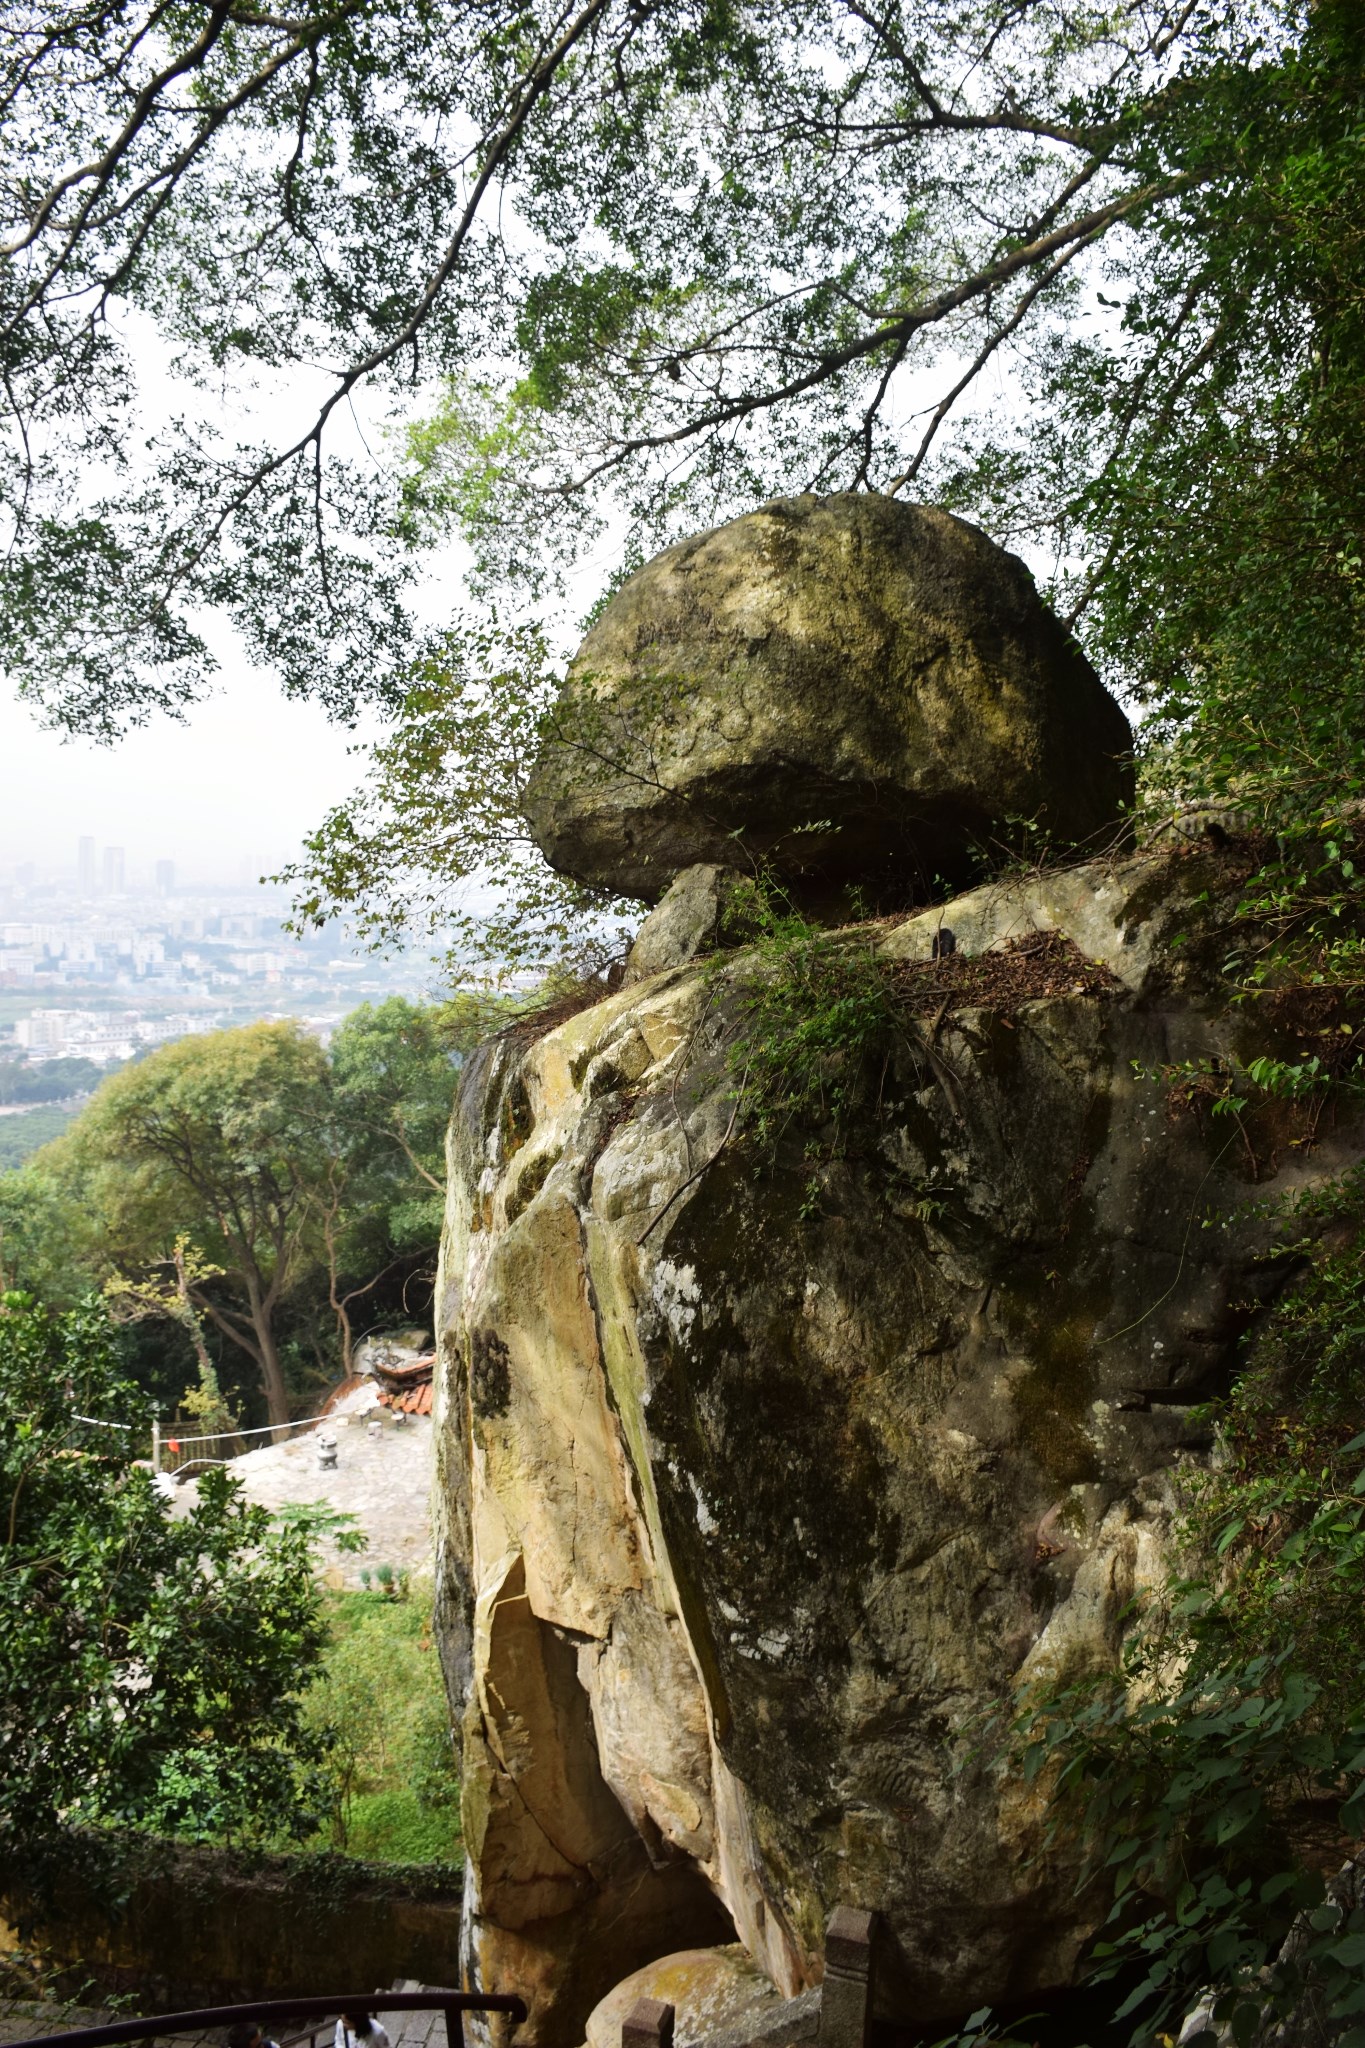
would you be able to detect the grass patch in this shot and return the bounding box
[303,1579,461,1867]
[342,1788,456,1864]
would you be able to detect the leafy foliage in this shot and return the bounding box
[45,1022,336,1426]
[0,1292,331,1896]
[1014,1168,1365,2047]
[713,887,1117,1214]
[0,0,1357,755]
[273,0,1365,985]
[0,1000,470,1424]
[5,0,1355,1005]
[964,0,1365,1061]
[0,1059,107,1107]
[300,1581,461,1866]
[0,1104,81,1174]
[275,618,684,974]
[709,883,898,1202]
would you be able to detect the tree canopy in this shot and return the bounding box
[52,1022,335,1427]
[0,1291,329,1891]
[0,1001,469,1426]
[3,0,1359,782]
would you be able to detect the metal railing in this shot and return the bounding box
[6,1989,528,2048]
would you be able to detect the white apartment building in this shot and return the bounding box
[16,1009,141,1060]
[14,1011,68,1050]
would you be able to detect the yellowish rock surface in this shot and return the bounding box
[584,1946,791,2048]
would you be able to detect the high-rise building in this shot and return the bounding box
[102,845,125,894]
[155,859,175,896]
[77,835,96,895]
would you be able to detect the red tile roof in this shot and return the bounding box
[375,1383,433,1415]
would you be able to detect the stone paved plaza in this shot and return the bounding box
[173,1392,434,1589]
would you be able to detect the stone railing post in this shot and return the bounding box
[622,1996,675,2048]
[819,1905,878,2048]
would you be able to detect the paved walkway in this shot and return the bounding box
[0,2006,118,2046]
[0,1989,457,2048]
[174,1389,434,1589]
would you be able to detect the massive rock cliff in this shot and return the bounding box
[433,841,1364,2046]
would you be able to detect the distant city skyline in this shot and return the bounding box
[0,649,378,880]
[12,842,261,893]
[21,840,189,895]
[0,859,439,1067]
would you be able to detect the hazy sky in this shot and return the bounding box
[0,308,411,888]
[0,648,375,885]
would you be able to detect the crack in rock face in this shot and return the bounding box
[523,494,1134,912]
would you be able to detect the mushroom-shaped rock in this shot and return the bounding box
[525,494,1133,906]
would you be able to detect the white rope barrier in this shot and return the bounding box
[163,1408,339,1449]
[71,1404,349,1451]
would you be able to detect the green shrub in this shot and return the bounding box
[1014,1168,1365,2047]
[300,1581,461,1867]
[341,1788,459,1866]
[701,880,898,1217]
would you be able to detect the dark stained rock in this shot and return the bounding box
[435,842,1365,2044]
[525,495,1134,907]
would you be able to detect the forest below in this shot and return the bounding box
[0,999,486,1908]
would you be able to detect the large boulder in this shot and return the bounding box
[524,495,1133,907]
[583,1945,810,2048]
[433,839,1365,2046]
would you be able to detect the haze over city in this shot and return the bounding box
[0,649,373,883]
[0,661,443,1166]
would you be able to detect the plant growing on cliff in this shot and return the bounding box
[715,886,1120,1208]
[715,884,899,1186]
[0,1292,331,1903]
[1015,1169,1365,2046]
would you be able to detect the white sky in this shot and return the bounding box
[0,269,1080,892]
[0,652,374,885]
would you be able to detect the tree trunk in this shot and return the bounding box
[335,1295,354,1378]
[242,1273,291,1435]
[172,1242,217,1382]
[253,1316,292,1435]
[320,1202,354,1377]
[196,1295,292,1436]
